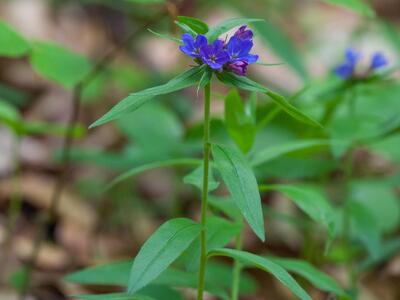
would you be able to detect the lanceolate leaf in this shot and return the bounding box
[251,139,332,167]
[212,144,265,241]
[267,257,345,296]
[147,29,182,44]
[73,293,154,300]
[206,18,264,42]
[260,185,336,238]
[90,66,205,128]
[209,249,312,300]
[30,41,91,89]
[65,261,227,299]
[128,218,201,294]
[216,72,321,127]
[105,158,202,190]
[0,21,30,57]
[322,0,375,17]
[176,16,209,34]
[253,20,308,79]
[224,89,256,153]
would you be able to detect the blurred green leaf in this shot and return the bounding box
[183,165,219,192]
[208,196,242,221]
[90,66,205,128]
[217,72,321,127]
[147,29,182,44]
[177,16,209,34]
[210,248,312,300]
[321,0,375,17]
[368,134,400,162]
[128,218,201,294]
[206,18,264,42]
[251,139,332,167]
[260,184,337,238]
[358,237,400,272]
[346,201,381,258]
[253,20,308,79]
[224,89,256,153]
[106,158,201,190]
[212,143,265,241]
[350,180,400,234]
[0,100,21,132]
[73,293,154,300]
[124,0,164,4]
[267,257,345,296]
[30,41,91,89]
[0,20,30,57]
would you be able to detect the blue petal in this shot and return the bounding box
[371,52,388,70]
[246,54,258,64]
[335,63,354,79]
[195,34,208,48]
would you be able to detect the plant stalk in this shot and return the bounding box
[197,82,211,300]
[231,225,243,300]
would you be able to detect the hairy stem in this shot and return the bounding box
[197,82,211,300]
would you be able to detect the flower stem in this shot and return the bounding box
[197,82,211,300]
[231,222,243,300]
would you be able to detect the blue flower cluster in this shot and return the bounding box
[335,48,388,79]
[179,26,259,76]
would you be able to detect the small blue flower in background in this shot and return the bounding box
[335,47,389,80]
[179,25,259,76]
[200,39,230,70]
[179,33,207,58]
[371,52,388,70]
[334,48,361,79]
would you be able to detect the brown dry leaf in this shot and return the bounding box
[15,236,69,270]
[0,173,96,230]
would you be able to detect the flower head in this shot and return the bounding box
[335,48,389,80]
[334,48,361,79]
[200,39,230,70]
[234,25,253,41]
[179,24,259,76]
[179,33,207,58]
[371,52,388,70]
[226,36,258,64]
[227,60,249,76]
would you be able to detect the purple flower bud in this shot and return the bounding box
[228,60,249,76]
[234,25,253,41]
[371,52,388,70]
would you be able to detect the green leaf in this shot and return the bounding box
[209,248,311,300]
[253,20,308,79]
[216,72,321,127]
[322,0,375,17]
[212,143,265,241]
[127,218,201,294]
[176,16,209,34]
[251,139,332,167]
[0,21,30,57]
[350,180,400,234]
[197,67,212,92]
[65,261,130,286]
[183,165,219,192]
[260,184,337,238]
[183,216,241,271]
[346,201,381,258]
[147,29,182,44]
[73,293,154,300]
[125,0,164,4]
[267,257,345,296]
[105,158,201,190]
[208,196,241,221]
[224,89,256,153]
[90,66,205,128]
[30,41,91,89]
[368,133,400,163]
[206,18,264,42]
[0,100,21,132]
[358,237,400,272]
